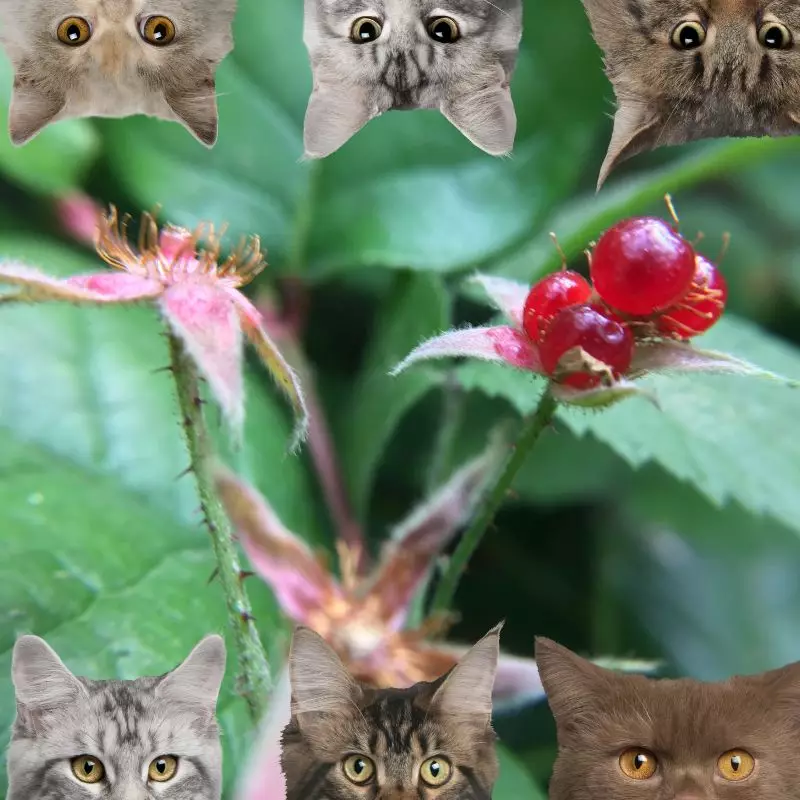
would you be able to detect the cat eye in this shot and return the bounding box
[758,21,793,50]
[71,755,106,784]
[420,756,453,787]
[342,754,375,784]
[350,17,383,43]
[140,16,177,46]
[148,755,179,782]
[56,17,92,47]
[717,749,755,782]
[428,17,460,44]
[670,20,707,50]
[618,748,658,780]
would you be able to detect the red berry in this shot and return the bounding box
[522,271,592,342]
[656,255,728,339]
[540,303,635,389]
[590,217,696,315]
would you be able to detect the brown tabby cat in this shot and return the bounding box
[536,636,800,799]
[581,0,800,187]
[280,625,502,799]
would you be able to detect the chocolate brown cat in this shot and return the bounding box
[536,636,800,798]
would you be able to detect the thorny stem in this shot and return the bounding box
[430,387,558,616]
[167,332,272,722]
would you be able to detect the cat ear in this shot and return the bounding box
[597,99,661,190]
[288,626,362,716]
[8,77,65,146]
[440,83,516,156]
[164,69,219,147]
[157,634,226,708]
[430,623,502,722]
[12,635,85,708]
[303,82,374,159]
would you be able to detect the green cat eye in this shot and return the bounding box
[758,21,793,50]
[342,754,375,784]
[148,755,178,782]
[71,755,105,784]
[350,17,383,44]
[420,756,453,787]
[670,20,706,50]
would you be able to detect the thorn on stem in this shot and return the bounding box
[175,465,193,481]
[239,570,255,582]
[239,610,256,623]
[207,568,219,585]
[151,365,173,375]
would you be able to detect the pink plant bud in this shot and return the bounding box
[55,193,102,246]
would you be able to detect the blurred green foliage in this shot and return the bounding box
[0,0,799,797]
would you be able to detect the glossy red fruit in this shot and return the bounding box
[522,271,593,342]
[540,303,635,389]
[590,217,696,315]
[657,255,728,338]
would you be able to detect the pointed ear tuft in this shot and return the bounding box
[303,82,374,159]
[157,634,227,708]
[289,626,362,716]
[597,99,662,190]
[12,635,84,708]
[164,71,219,147]
[431,623,502,721]
[441,82,516,156]
[8,78,65,145]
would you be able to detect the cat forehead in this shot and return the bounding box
[627,0,799,23]
[2,0,232,22]
[316,0,510,20]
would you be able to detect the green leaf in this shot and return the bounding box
[102,0,608,276]
[496,743,547,800]
[455,315,800,534]
[339,272,449,517]
[0,54,100,195]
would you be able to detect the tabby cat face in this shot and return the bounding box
[0,0,237,146]
[7,634,226,800]
[581,0,800,186]
[281,625,502,799]
[302,0,522,158]
[536,637,800,800]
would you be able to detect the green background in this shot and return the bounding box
[1,0,800,796]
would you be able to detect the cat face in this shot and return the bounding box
[0,0,238,146]
[536,637,800,800]
[281,625,502,799]
[302,0,522,158]
[7,634,227,800]
[582,0,800,186]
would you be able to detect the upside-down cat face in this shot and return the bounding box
[0,0,238,146]
[280,624,503,799]
[581,0,800,187]
[302,0,523,158]
[536,636,800,800]
[7,634,227,800]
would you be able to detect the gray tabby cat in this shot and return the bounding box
[0,0,238,147]
[7,633,226,800]
[582,0,800,188]
[281,624,502,799]
[302,0,523,158]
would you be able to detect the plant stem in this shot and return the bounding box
[430,388,558,616]
[425,373,465,495]
[167,332,272,722]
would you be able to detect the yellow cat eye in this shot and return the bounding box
[758,21,793,50]
[350,17,383,43]
[717,749,755,781]
[420,756,453,787]
[148,755,179,782]
[71,755,105,784]
[428,17,460,44]
[56,17,92,47]
[342,754,375,784]
[618,748,658,780]
[140,15,176,46]
[670,20,707,50]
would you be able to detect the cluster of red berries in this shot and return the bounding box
[523,214,728,389]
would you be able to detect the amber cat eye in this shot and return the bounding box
[148,755,179,782]
[342,754,375,784]
[140,15,176,46]
[619,748,657,780]
[350,17,383,43]
[56,17,92,46]
[717,749,755,781]
[758,21,793,50]
[70,755,105,784]
[428,17,460,43]
[420,756,453,786]
[670,20,706,50]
